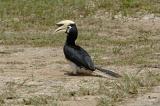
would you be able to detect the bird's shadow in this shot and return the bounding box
[64,71,102,78]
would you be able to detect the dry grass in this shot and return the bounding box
[0,0,160,106]
[0,0,160,31]
[97,70,160,106]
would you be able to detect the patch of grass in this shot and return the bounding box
[78,30,159,66]
[49,70,160,106]
[21,95,59,106]
[0,82,18,105]
[0,0,88,31]
[97,70,160,106]
[0,1,159,67]
[23,96,48,105]
[0,0,160,31]
[111,45,159,66]
[2,82,18,100]
[0,96,5,104]
[0,70,159,106]
[112,46,123,55]
[97,97,114,106]
[0,32,65,47]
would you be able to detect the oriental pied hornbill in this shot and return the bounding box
[55,20,121,78]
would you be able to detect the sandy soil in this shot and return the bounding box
[0,45,106,106]
[0,45,159,106]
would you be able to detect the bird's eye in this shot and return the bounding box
[66,26,72,33]
[67,26,72,29]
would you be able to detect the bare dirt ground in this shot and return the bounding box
[0,45,110,106]
[0,45,159,106]
[0,15,160,106]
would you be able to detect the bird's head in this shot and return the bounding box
[55,20,77,34]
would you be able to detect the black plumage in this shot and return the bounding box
[55,20,121,78]
[63,24,95,71]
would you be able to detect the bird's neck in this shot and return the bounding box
[66,38,76,46]
[66,35,76,45]
[65,27,78,46]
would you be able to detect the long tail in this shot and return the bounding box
[95,66,122,78]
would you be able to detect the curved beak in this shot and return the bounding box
[54,20,75,33]
[55,25,66,33]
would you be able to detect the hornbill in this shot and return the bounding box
[55,20,121,78]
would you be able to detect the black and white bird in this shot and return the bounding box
[55,20,121,78]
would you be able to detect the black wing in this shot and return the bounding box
[63,45,95,71]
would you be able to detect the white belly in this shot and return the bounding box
[68,61,92,75]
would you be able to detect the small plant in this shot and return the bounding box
[23,96,48,105]
[97,97,114,106]
[112,46,122,55]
